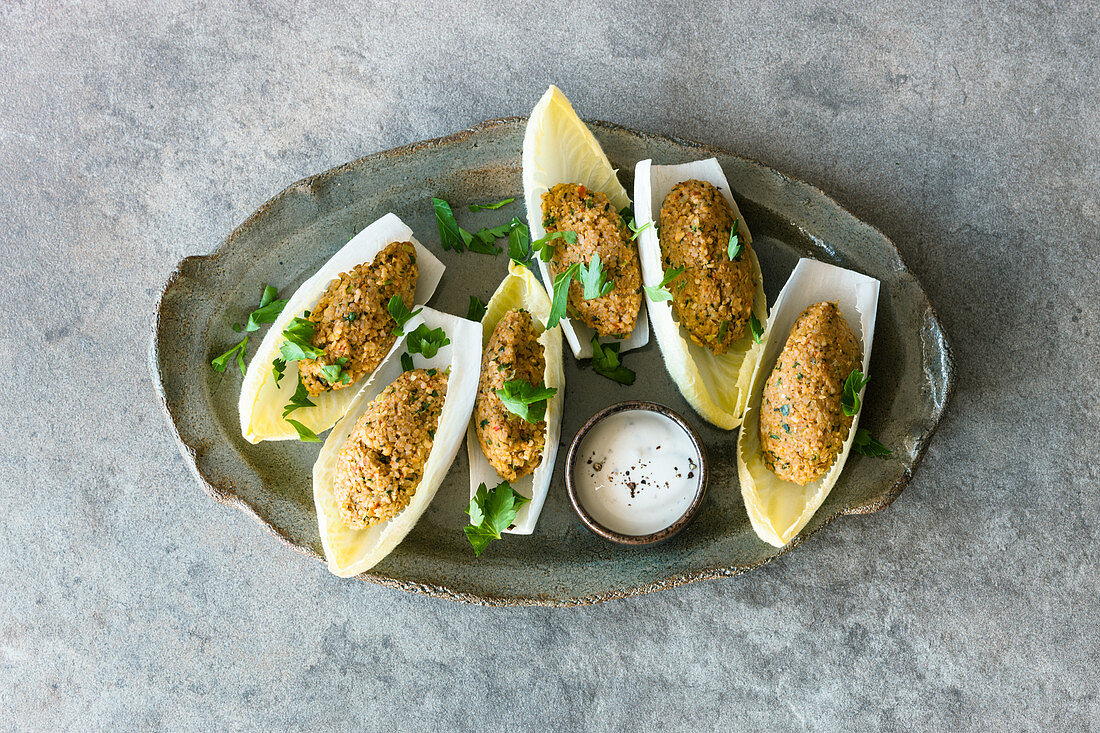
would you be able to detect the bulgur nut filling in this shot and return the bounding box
[333,368,448,530]
[474,309,548,483]
[758,301,862,485]
[299,240,418,396]
[540,183,642,338]
[658,179,756,355]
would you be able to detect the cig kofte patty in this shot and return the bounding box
[759,301,861,485]
[658,179,755,354]
[541,183,641,338]
[333,368,448,529]
[474,309,547,482]
[299,240,418,396]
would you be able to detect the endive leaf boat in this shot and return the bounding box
[737,258,880,547]
[465,261,565,534]
[314,306,481,576]
[633,157,767,430]
[522,85,649,359]
[238,213,444,443]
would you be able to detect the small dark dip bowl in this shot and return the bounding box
[565,400,708,547]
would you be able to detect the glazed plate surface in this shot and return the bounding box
[150,119,954,605]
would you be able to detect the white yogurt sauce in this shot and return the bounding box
[574,409,701,536]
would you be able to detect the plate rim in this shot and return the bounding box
[149,117,956,606]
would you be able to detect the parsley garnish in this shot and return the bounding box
[211,336,248,375]
[387,295,422,335]
[469,198,515,211]
[626,218,652,240]
[507,218,531,262]
[211,286,290,375]
[432,197,465,252]
[852,428,892,457]
[590,335,635,385]
[578,252,615,299]
[750,312,764,344]
[464,227,504,255]
[285,419,320,443]
[530,230,578,262]
[464,481,531,556]
[436,196,524,255]
[400,352,414,372]
[272,357,287,386]
[406,323,450,358]
[727,219,743,260]
[245,285,287,332]
[279,316,325,362]
[495,379,557,423]
[717,320,729,342]
[318,356,351,386]
[283,374,316,418]
[643,266,685,302]
[842,369,870,416]
[467,295,487,322]
[546,262,580,329]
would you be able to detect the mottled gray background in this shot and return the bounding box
[1,0,1097,730]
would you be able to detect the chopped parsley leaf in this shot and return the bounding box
[469,198,515,211]
[590,335,635,385]
[495,379,557,423]
[530,230,578,262]
[465,227,503,255]
[626,217,653,240]
[643,265,685,302]
[432,197,465,252]
[272,357,287,386]
[282,374,316,418]
[750,312,765,344]
[852,428,892,457]
[464,481,531,556]
[578,252,615,299]
[211,336,249,375]
[842,369,870,416]
[387,295,422,335]
[245,284,287,332]
[546,262,580,329]
[727,219,743,260]
[507,218,531,262]
[279,316,324,362]
[467,295,487,322]
[405,323,450,358]
[318,356,351,386]
[285,419,320,443]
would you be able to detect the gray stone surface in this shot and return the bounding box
[1,0,1097,730]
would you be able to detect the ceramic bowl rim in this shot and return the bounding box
[564,400,709,546]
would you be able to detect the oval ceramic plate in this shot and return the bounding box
[150,118,954,606]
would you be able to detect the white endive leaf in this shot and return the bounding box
[737,258,880,547]
[465,261,564,535]
[522,85,648,359]
[239,213,444,443]
[313,306,481,577]
[634,158,767,430]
